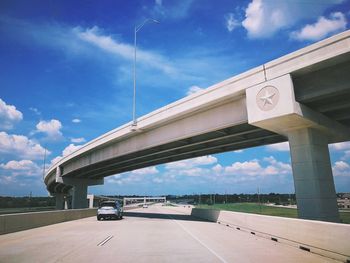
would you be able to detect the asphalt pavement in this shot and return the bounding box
[0,204,338,263]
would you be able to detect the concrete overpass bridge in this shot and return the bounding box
[45,30,350,222]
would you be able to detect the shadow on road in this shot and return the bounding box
[123,211,211,222]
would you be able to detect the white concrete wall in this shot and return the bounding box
[191,208,350,262]
[0,209,97,235]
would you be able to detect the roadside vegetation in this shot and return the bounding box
[196,203,350,224]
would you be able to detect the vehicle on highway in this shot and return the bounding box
[142,204,148,208]
[97,201,123,220]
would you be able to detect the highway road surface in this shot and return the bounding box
[0,204,338,263]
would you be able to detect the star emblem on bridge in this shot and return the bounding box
[256,86,279,111]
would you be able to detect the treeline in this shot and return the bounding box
[108,193,297,205]
[0,196,55,208]
[170,193,296,205]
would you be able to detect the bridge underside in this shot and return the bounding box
[48,123,285,193]
[47,33,350,222]
[293,57,350,128]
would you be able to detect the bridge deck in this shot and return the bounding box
[0,205,337,263]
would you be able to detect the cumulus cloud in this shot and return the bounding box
[0,160,41,178]
[242,0,289,38]
[186,85,204,96]
[241,0,345,39]
[225,13,240,32]
[266,142,290,152]
[333,161,350,176]
[0,131,49,160]
[130,166,159,175]
[291,12,347,41]
[36,119,63,140]
[71,137,86,143]
[224,157,291,177]
[0,98,23,129]
[50,143,83,166]
[165,155,217,170]
[330,141,350,160]
[330,141,350,150]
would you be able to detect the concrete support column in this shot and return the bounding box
[288,128,340,222]
[55,193,65,210]
[72,183,88,209]
[87,194,94,208]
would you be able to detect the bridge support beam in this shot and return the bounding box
[55,193,65,210]
[288,128,340,222]
[246,74,348,222]
[72,183,88,209]
[55,176,104,209]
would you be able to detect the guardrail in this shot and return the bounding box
[191,208,350,263]
[0,208,97,235]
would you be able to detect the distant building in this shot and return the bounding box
[337,193,350,209]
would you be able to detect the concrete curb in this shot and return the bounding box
[191,208,350,263]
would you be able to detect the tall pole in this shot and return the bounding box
[133,27,137,126]
[132,19,159,128]
[42,147,47,181]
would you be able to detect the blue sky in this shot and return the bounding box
[0,0,350,196]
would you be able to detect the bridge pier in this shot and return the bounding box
[54,175,104,209]
[55,193,65,210]
[72,183,88,209]
[288,128,340,222]
[246,74,347,222]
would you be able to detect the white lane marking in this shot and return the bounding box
[167,214,228,263]
[97,235,113,246]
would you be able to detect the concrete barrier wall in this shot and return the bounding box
[191,208,350,262]
[0,209,97,235]
[191,207,220,222]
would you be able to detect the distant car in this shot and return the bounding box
[142,204,148,208]
[97,201,123,221]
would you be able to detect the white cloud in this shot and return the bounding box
[291,12,347,41]
[330,141,350,160]
[224,157,291,176]
[0,160,41,178]
[266,142,289,151]
[107,171,149,185]
[131,166,159,175]
[225,13,240,32]
[241,0,345,39]
[0,98,23,129]
[329,141,350,151]
[242,0,288,38]
[1,160,37,170]
[29,107,41,116]
[225,160,262,176]
[165,155,217,170]
[186,85,204,96]
[77,26,176,75]
[71,137,86,143]
[333,161,350,176]
[152,0,194,20]
[62,144,83,156]
[50,143,83,166]
[0,131,49,160]
[72,118,81,123]
[36,119,63,139]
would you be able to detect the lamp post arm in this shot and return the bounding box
[132,18,159,127]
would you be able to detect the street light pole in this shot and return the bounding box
[132,18,159,128]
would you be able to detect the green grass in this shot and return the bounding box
[0,206,55,215]
[196,203,350,224]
